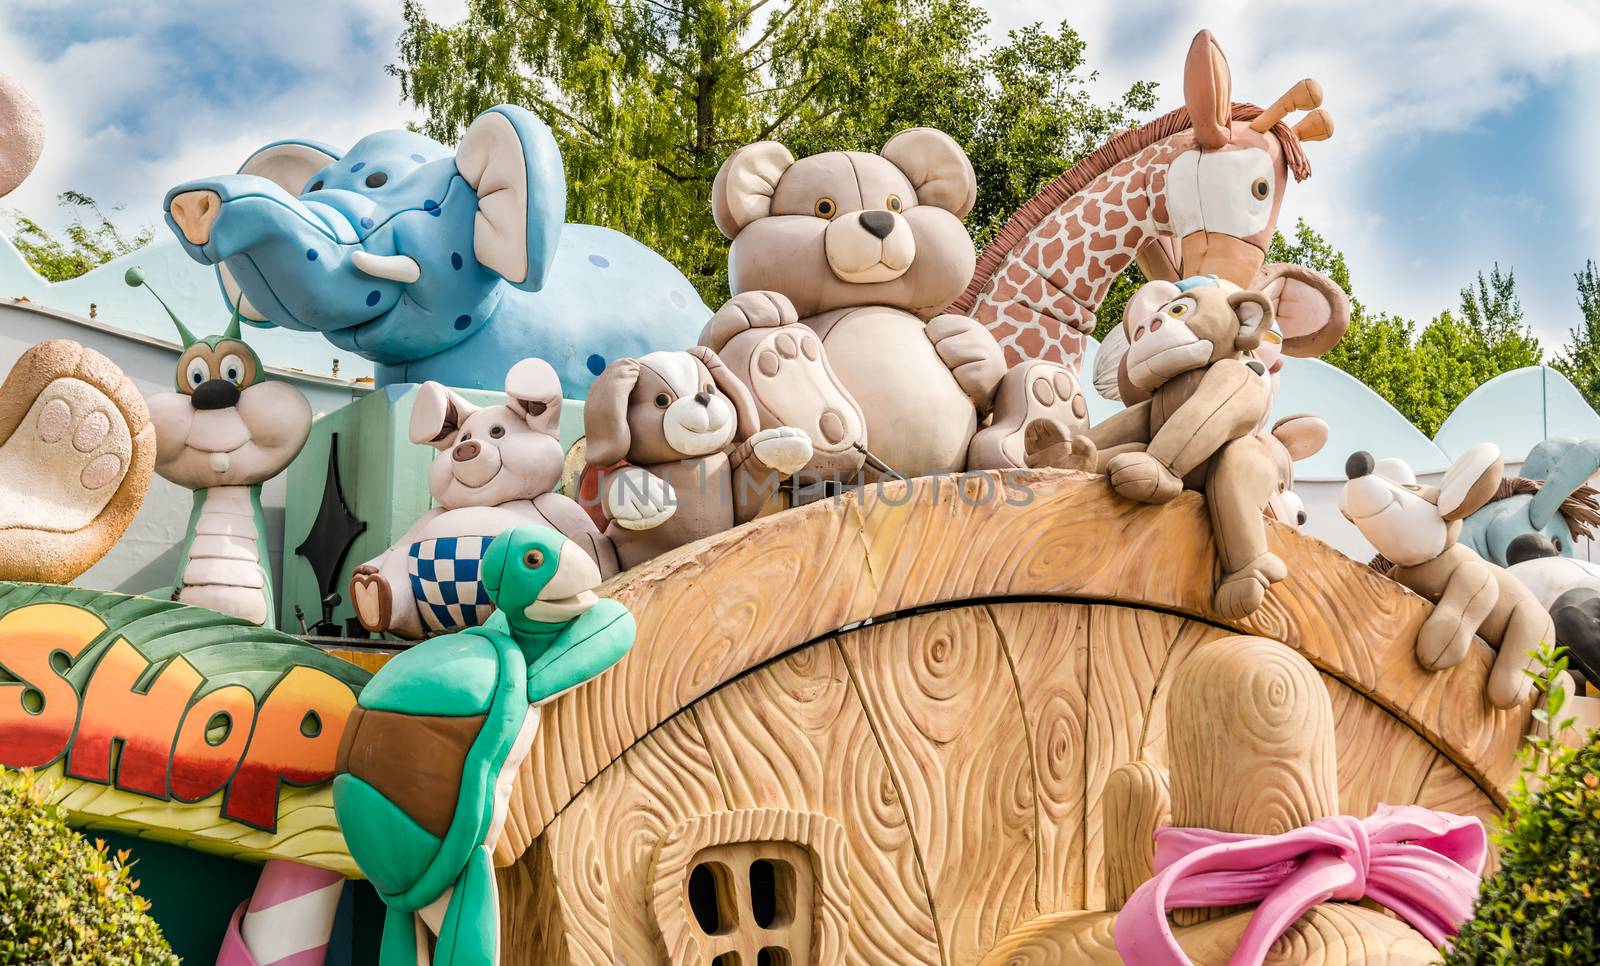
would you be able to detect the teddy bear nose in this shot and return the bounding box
[859,210,895,239]
[454,440,481,462]
[1345,451,1375,480]
[694,392,711,406]
[192,379,240,411]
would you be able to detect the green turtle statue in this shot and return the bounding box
[332,524,636,965]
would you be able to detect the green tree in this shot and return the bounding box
[7,191,154,282]
[1552,259,1600,412]
[390,0,1154,304]
[1456,264,1543,377]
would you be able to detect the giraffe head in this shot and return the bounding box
[1138,30,1335,289]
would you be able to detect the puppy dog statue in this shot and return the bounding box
[349,358,616,640]
[1340,444,1549,708]
[584,348,812,570]
[1262,414,1328,530]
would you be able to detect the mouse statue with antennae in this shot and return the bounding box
[130,268,313,625]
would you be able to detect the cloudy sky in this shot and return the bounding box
[3,0,1598,348]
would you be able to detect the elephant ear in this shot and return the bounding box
[1252,263,1350,358]
[456,105,567,293]
[237,139,342,195]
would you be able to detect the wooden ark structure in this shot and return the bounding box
[468,470,1527,966]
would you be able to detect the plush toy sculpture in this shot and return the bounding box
[1459,436,1600,566]
[1505,533,1600,689]
[163,105,707,395]
[333,525,635,966]
[584,348,813,570]
[702,128,1015,481]
[138,272,312,624]
[1262,414,1328,530]
[1086,278,1321,618]
[350,358,617,640]
[0,71,44,198]
[968,360,1098,472]
[1340,444,1548,708]
[0,340,155,584]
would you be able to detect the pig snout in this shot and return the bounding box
[449,439,502,488]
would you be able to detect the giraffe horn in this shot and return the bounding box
[1250,78,1324,132]
[1293,109,1335,143]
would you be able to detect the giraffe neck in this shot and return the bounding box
[177,485,273,626]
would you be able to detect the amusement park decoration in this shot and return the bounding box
[1085,279,1299,618]
[1459,436,1600,566]
[162,105,708,395]
[703,127,1022,480]
[1341,445,1547,708]
[0,340,155,583]
[955,29,1338,370]
[135,270,313,625]
[350,358,615,639]
[0,71,43,198]
[295,433,368,636]
[1262,414,1328,529]
[1505,534,1600,689]
[968,359,1097,472]
[584,349,813,569]
[332,525,636,966]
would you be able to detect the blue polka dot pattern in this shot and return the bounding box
[367,290,382,306]
[454,314,472,330]
[428,207,442,218]
[423,199,438,210]
[306,249,319,261]
[410,154,426,163]
[360,217,375,230]
[588,254,610,268]
[351,162,366,172]
[451,252,463,270]
[669,290,686,308]
[587,354,606,375]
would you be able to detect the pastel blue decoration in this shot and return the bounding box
[162,105,708,396]
[1461,437,1600,565]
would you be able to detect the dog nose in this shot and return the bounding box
[454,440,481,462]
[192,379,240,411]
[169,189,222,246]
[694,392,711,406]
[1345,451,1375,480]
[859,210,895,239]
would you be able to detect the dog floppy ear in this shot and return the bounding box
[688,345,759,442]
[713,141,795,240]
[1270,414,1328,462]
[1227,290,1274,351]
[881,128,977,218]
[1440,442,1504,522]
[504,357,562,436]
[583,359,642,466]
[410,382,478,451]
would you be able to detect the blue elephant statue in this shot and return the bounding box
[1460,437,1600,565]
[163,106,708,395]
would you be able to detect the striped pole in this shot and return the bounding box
[217,859,346,966]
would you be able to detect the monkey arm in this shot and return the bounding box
[1144,359,1271,478]
[1086,400,1155,452]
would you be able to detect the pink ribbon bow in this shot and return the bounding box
[1114,803,1487,966]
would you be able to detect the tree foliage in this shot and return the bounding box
[1552,259,1600,413]
[7,192,154,283]
[390,0,1154,304]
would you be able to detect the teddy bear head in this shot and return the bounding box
[712,128,978,319]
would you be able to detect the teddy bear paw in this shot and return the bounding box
[604,467,677,531]
[1106,452,1182,503]
[750,426,814,475]
[1023,420,1098,472]
[700,290,800,350]
[924,313,1006,410]
[1214,553,1288,619]
[350,566,392,632]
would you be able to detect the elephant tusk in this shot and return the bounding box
[351,251,421,284]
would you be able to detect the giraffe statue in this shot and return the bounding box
[949,29,1336,371]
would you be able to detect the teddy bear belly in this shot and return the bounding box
[821,307,976,478]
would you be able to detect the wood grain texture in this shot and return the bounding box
[1325,677,1438,817]
[692,641,941,965]
[1102,761,1170,912]
[837,607,1037,965]
[493,471,1528,866]
[497,836,568,966]
[1414,753,1504,876]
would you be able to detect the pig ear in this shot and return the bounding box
[505,357,562,436]
[456,105,566,293]
[1440,442,1504,522]
[1252,263,1350,358]
[410,382,477,451]
[238,139,342,195]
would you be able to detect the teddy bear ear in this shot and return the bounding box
[713,141,795,239]
[1440,442,1504,521]
[881,128,977,218]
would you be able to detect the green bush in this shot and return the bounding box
[1445,647,1600,964]
[0,771,177,965]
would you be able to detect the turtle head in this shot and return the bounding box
[483,525,601,631]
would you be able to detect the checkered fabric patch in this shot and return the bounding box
[407,535,497,633]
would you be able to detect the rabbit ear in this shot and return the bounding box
[688,345,759,441]
[582,359,641,466]
[410,382,477,451]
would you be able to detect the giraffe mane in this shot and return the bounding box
[950,102,1310,315]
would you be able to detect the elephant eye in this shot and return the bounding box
[489,425,505,438]
[365,171,388,189]
[307,180,324,193]
[814,197,836,219]
[523,549,544,569]
[654,393,671,409]
[1251,177,1270,200]
[886,194,903,212]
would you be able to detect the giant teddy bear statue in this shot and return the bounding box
[701,128,1088,481]
[163,105,708,395]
